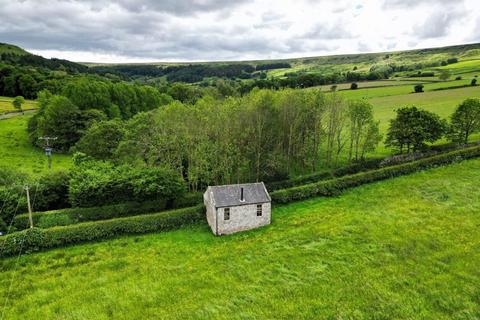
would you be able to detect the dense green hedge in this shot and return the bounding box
[1,205,204,257]
[13,192,203,231]
[270,145,480,204]
[266,157,384,191]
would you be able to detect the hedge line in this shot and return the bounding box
[2,146,479,257]
[270,145,480,204]
[266,157,385,191]
[1,205,204,257]
[13,192,203,231]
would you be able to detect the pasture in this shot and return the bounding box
[1,158,479,319]
[0,114,71,176]
[0,96,37,115]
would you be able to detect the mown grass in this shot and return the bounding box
[0,158,479,319]
[0,96,37,114]
[0,114,71,176]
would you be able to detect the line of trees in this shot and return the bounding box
[74,89,381,191]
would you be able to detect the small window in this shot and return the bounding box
[224,208,230,221]
[257,204,262,216]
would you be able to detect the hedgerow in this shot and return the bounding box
[0,205,204,257]
[13,192,203,230]
[270,145,480,204]
[2,146,479,257]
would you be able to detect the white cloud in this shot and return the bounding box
[0,0,479,62]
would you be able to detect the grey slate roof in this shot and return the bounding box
[208,182,270,207]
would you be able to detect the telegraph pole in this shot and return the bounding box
[24,185,33,228]
[39,136,57,169]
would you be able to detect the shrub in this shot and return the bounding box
[33,170,70,212]
[414,84,424,93]
[455,76,462,80]
[350,82,358,90]
[68,161,186,207]
[0,205,205,257]
[472,79,477,86]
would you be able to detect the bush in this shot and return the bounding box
[270,146,480,204]
[472,79,477,86]
[414,84,424,93]
[0,205,205,257]
[68,161,186,207]
[455,76,462,80]
[33,170,70,212]
[350,82,358,90]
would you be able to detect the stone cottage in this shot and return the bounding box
[203,182,271,235]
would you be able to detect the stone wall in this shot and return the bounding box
[216,202,271,235]
[204,191,217,234]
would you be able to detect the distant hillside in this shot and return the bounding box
[88,42,480,83]
[0,43,30,56]
[0,42,87,73]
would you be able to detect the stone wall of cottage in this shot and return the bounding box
[204,191,217,234]
[216,202,271,235]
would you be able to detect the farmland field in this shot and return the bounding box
[0,114,72,176]
[1,158,479,319]
[0,96,37,114]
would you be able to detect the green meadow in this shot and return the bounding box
[0,96,37,114]
[1,158,479,319]
[0,114,72,176]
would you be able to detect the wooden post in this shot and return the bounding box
[24,185,33,229]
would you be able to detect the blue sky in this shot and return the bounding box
[0,0,479,62]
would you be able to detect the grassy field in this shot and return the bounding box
[0,114,71,176]
[1,158,479,319]
[0,96,37,114]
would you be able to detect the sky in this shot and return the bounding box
[0,0,479,63]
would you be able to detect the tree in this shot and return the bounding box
[472,78,477,86]
[347,100,382,161]
[74,119,125,160]
[385,106,447,153]
[414,84,424,93]
[30,96,84,152]
[12,96,25,114]
[350,82,358,90]
[439,70,451,81]
[448,98,480,144]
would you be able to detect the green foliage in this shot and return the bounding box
[439,69,452,81]
[74,119,125,160]
[347,100,382,161]
[33,170,70,212]
[472,78,477,86]
[448,98,480,144]
[28,95,84,151]
[12,95,24,112]
[0,205,204,257]
[68,160,186,207]
[414,84,424,93]
[385,106,447,153]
